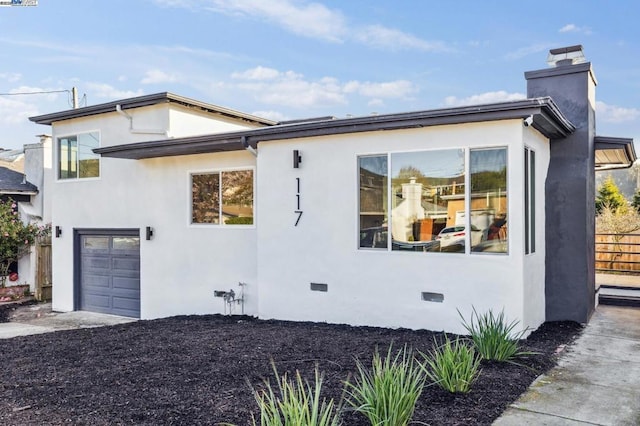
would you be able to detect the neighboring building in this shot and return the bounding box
[0,139,49,288]
[28,46,636,335]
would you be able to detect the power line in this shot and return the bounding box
[0,89,70,96]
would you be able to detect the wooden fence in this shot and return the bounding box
[35,240,52,301]
[596,233,640,274]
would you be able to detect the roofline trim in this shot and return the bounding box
[95,97,575,160]
[28,92,277,127]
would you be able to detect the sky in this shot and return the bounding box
[0,0,639,151]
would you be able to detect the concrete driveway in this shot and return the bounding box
[0,302,137,339]
[494,304,640,425]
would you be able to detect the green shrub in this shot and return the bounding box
[249,362,341,426]
[225,216,254,225]
[420,335,480,394]
[344,345,426,426]
[458,307,533,362]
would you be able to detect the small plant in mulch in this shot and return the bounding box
[238,361,342,426]
[420,335,481,394]
[459,307,536,362]
[344,345,427,426]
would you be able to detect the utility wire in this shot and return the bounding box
[0,89,70,96]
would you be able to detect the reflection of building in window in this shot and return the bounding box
[358,147,507,254]
[359,164,387,230]
[191,170,254,225]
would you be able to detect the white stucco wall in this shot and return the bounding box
[257,120,543,335]
[48,105,261,318]
[522,127,550,331]
[50,150,258,318]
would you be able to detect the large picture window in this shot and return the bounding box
[358,147,507,255]
[58,132,100,179]
[191,170,254,225]
[391,149,464,252]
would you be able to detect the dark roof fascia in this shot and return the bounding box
[244,97,574,143]
[595,136,637,168]
[524,62,598,85]
[95,97,575,160]
[28,92,277,127]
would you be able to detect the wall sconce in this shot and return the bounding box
[55,226,62,238]
[293,150,302,168]
[146,226,154,241]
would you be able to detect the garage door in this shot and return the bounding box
[79,234,140,318]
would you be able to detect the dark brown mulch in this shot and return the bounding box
[0,314,583,425]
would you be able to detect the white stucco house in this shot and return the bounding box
[29,46,636,335]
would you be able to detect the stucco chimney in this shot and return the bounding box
[525,45,597,323]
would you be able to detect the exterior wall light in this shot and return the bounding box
[293,150,302,168]
[146,226,154,240]
[55,226,62,238]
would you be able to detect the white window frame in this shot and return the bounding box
[56,130,101,181]
[357,145,508,255]
[188,167,256,228]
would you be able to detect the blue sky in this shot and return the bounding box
[0,0,639,150]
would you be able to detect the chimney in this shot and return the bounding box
[525,45,597,323]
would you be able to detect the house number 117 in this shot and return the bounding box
[295,177,303,226]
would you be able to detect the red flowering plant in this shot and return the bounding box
[0,199,47,288]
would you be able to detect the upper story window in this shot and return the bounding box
[358,147,508,255]
[58,132,100,180]
[191,169,254,225]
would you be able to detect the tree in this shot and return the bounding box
[0,199,46,288]
[632,189,640,213]
[595,176,627,214]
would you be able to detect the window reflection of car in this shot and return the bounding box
[436,225,484,249]
[391,239,441,252]
[360,227,440,251]
[360,226,388,248]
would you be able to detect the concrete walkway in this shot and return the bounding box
[494,304,640,425]
[0,302,136,339]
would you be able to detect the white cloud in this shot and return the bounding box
[354,25,449,52]
[231,66,282,81]
[141,69,180,85]
[251,110,288,122]
[202,0,347,42]
[84,83,144,100]
[0,96,39,125]
[343,80,416,98]
[596,101,640,123]
[152,0,448,52]
[0,73,22,83]
[559,24,592,35]
[230,66,419,109]
[505,44,550,60]
[443,91,526,107]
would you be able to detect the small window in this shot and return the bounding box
[525,148,536,254]
[191,170,254,225]
[58,132,100,179]
[470,148,508,254]
[358,155,388,249]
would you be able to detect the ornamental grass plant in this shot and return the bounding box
[420,335,481,394]
[249,362,342,426]
[344,345,426,426]
[459,307,533,362]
